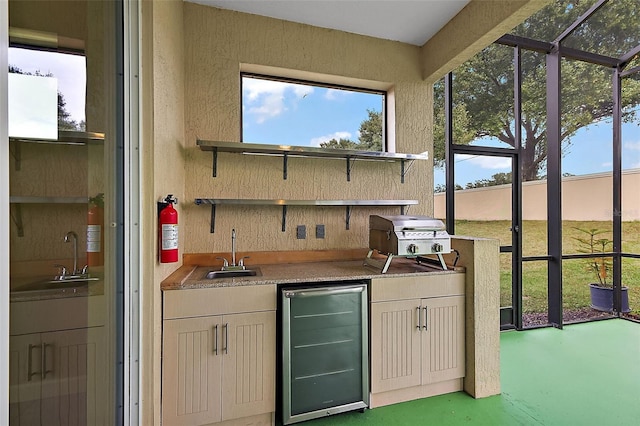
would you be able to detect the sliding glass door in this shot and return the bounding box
[7,1,125,423]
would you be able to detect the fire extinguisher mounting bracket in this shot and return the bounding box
[157,195,178,217]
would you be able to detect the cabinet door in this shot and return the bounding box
[221,311,275,421]
[421,295,465,385]
[162,316,222,426]
[9,334,42,426]
[370,300,422,393]
[39,327,105,426]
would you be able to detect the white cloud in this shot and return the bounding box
[324,88,341,100]
[243,78,313,123]
[309,131,352,147]
[456,154,511,169]
[624,140,640,150]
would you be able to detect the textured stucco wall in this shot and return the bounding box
[182,3,434,254]
[451,236,501,398]
[143,0,187,424]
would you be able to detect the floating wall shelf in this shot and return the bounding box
[194,198,419,232]
[196,139,429,182]
[9,196,89,237]
[9,130,105,171]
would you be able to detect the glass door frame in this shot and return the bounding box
[1,3,10,423]
[443,72,524,330]
[1,1,141,423]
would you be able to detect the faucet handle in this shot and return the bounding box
[81,265,89,275]
[238,256,250,268]
[216,257,229,268]
[54,264,67,279]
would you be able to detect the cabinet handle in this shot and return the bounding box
[28,344,41,381]
[416,307,421,330]
[42,342,53,380]
[423,306,428,330]
[223,323,228,354]
[213,324,218,355]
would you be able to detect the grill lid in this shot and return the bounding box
[369,214,446,232]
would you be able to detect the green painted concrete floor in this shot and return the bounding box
[303,319,640,425]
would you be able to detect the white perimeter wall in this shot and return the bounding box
[434,169,640,221]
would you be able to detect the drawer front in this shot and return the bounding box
[164,284,277,319]
[370,273,464,302]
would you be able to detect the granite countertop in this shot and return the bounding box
[10,281,105,302]
[162,256,462,291]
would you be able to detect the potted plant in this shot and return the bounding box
[573,227,630,313]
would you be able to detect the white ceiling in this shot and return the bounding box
[186,0,470,46]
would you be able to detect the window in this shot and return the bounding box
[8,38,86,139]
[241,73,386,151]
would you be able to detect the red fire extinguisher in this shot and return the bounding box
[159,195,179,263]
[87,193,104,267]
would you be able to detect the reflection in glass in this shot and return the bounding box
[8,73,57,138]
[8,0,120,424]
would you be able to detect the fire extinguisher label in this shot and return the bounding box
[87,224,102,252]
[162,224,179,250]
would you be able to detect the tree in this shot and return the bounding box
[434,0,640,181]
[9,65,83,131]
[320,109,382,151]
[465,172,512,189]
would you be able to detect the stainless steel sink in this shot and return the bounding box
[20,277,99,291]
[204,268,260,279]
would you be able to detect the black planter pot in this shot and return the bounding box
[589,284,631,313]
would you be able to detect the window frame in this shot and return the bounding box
[240,71,388,152]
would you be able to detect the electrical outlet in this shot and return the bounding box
[296,225,306,239]
[316,224,325,239]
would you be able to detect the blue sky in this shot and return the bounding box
[437,119,640,187]
[242,76,383,147]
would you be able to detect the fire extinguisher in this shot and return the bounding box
[159,195,179,263]
[87,193,104,267]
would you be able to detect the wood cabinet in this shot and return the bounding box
[162,285,276,426]
[369,273,465,407]
[9,296,107,426]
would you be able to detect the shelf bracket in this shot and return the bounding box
[212,148,218,177]
[10,140,22,171]
[283,153,288,180]
[209,204,216,233]
[10,203,24,237]
[345,206,352,230]
[282,205,287,232]
[346,157,356,182]
[401,159,417,184]
[401,204,411,215]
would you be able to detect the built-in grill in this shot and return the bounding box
[365,214,451,273]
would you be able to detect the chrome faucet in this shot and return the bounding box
[216,228,249,271]
[64,231,79,275]
[231,228,237,267]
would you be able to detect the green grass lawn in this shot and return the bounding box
[453,220,640,316]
